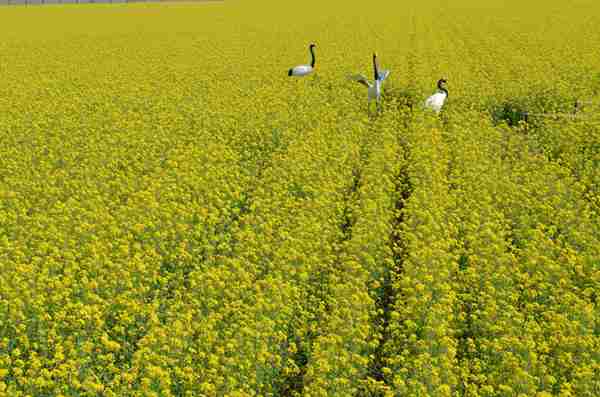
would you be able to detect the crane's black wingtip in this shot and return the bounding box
[287,69,293,76]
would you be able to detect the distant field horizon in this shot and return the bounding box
[0,0,222,5]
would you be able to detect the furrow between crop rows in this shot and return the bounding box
[381,116,460,396]
[445,114,545,395]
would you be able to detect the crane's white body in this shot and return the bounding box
[289,64,314,77]
[288,44,316,77]
[368,79,382,101]
[424,90,447,113]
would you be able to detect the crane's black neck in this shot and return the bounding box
[309,46,316,68]
[373,56,379,81]
[437,80,448,96]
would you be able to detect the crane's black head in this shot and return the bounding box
[437,78,448,95]
[373,52,377,59]
[309,43,316,49]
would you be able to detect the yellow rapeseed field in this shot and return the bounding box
[0,0,599,396]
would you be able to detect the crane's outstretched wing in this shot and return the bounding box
[377,69,390,81]
[348,74,372,88]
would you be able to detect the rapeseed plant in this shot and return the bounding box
[1,0,599,396]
